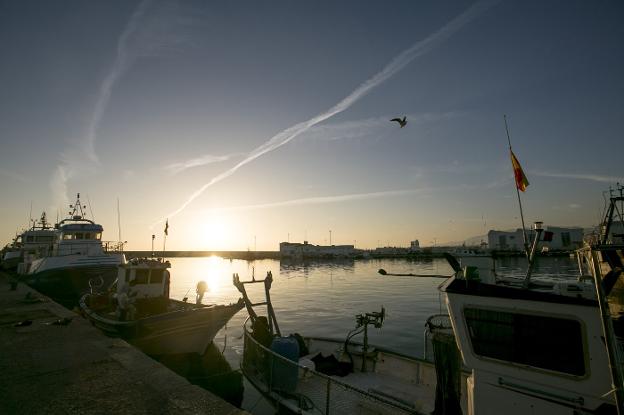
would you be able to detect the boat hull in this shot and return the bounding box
[80,297,244,356]
[1,251,21,271]
[24,254,124,307]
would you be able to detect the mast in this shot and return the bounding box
[117,197,122,242]
[504,115,529,257]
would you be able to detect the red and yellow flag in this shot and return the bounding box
[510,151,529,192]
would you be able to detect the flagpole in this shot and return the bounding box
[504,115,529,257]
[162,219,168,259]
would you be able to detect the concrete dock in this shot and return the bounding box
[0,271,247,414]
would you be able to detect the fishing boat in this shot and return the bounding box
[235,217,622,414]
[15,212,58,274]
[2,212,58,272]
[23,194,125,306]
[80,257,244,356]
[1,237,22,271]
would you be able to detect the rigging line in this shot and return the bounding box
[221,322,227,354]
[86,194,95,221]
[117,197,122,242]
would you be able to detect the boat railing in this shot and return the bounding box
[45,241,125,257]
[103,241,124,253]
[241,318,419,415]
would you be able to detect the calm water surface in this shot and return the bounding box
[163,255,579,413]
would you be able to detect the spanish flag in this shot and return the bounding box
[510,151,529,192]
[164,219,169,236]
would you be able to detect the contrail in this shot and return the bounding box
[208,189,420,213]
[51,0,151,209]
[85,0,152,163]
[157,0,498,224]
[533,171,624,183]
[165,152,243,175]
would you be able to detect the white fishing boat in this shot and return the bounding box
[23,194,125,306]
[236,216,623,414]
[1,239,22,271]
[80,257,244,356]
[2,212,58,272]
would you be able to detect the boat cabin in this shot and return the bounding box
[440,221,616,414]
[50,194,110,256]
[53,222,104,256]
[116,258,171,300]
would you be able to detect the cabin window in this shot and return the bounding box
[84,233,91,240]
[464,308,585,376]
[561,232,571,247]
[150,270,164,284]
[63,234,74,240]
[133,269,149,285]
[75,233,84,240]
[498,235,507,249]
[95,233,102,240]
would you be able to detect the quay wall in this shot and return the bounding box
[0,271,247,415]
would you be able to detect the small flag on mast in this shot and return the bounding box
[164,219,169,236]
[510,151,529,192]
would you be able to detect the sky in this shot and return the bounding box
[1,0,623,251]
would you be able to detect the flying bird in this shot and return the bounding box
[390,116,407,128]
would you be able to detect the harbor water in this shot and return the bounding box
[162,255,580,413]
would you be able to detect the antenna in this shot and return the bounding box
[117,198,122,242]
[86,194,95,220]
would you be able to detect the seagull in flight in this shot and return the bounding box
[390,116,407,128]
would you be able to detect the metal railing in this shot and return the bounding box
[41,241,126,257]
[241,319,420,415]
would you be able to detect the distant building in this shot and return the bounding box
[541,226,584,250]
[373,246,410,256]
[279,241,356,258]
[409,240,421,252]
[488,229,525,251]
[488,226,584,252]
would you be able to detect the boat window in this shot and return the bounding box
[75,233,84,240]
[63,233,74,240]
[464,308,585,376]
[132,269,149,285]
[561,232,571,247]
[149,270,164,284]
[95,233,102,240]
[84,233,91,240]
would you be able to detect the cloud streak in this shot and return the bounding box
[86,0,153,163]
[158,0,498,224]
[533,171,624,184]
[165,152,243,175]
[208,189,420,213]
[51,0,152,209]
[0,168,29,183]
